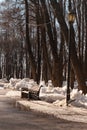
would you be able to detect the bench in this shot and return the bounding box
[21,85,42,100]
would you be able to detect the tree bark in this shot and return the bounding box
[24,0,37,81]
[40,0,63,87]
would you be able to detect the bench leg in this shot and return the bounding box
[27,92,30,100]
[21,91,29,98]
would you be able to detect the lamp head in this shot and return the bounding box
[68,10,76,23]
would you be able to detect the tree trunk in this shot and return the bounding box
[36,0,41,84]
[40,0,63,87]
[84,2,87,80]
[41,23,52,82]
[24,0,37,81]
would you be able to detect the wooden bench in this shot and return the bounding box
[21,85,42,100]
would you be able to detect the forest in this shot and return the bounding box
[0,0,87,94]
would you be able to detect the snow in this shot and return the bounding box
[1,78,87,123]
[3,79,87,108]
[6,90,21,98]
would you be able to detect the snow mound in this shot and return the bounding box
[0,78,8,83]
[53,99,66,107]
[6,78,37,90]
[70,89,87,108]
[15,79,37,90]
[6,90,21,98]
[53,88,87,108]
[39,85,65,102]
[7,78,21,89]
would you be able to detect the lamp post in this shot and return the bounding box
[66,10,75,106]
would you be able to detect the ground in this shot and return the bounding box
[0,89,87,130]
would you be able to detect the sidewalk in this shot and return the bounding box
[4,89,87,124]
[16,99,87,123]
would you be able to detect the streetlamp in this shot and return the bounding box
[66,10,76,106]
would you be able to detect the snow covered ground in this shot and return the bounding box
[0,78,87,123]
